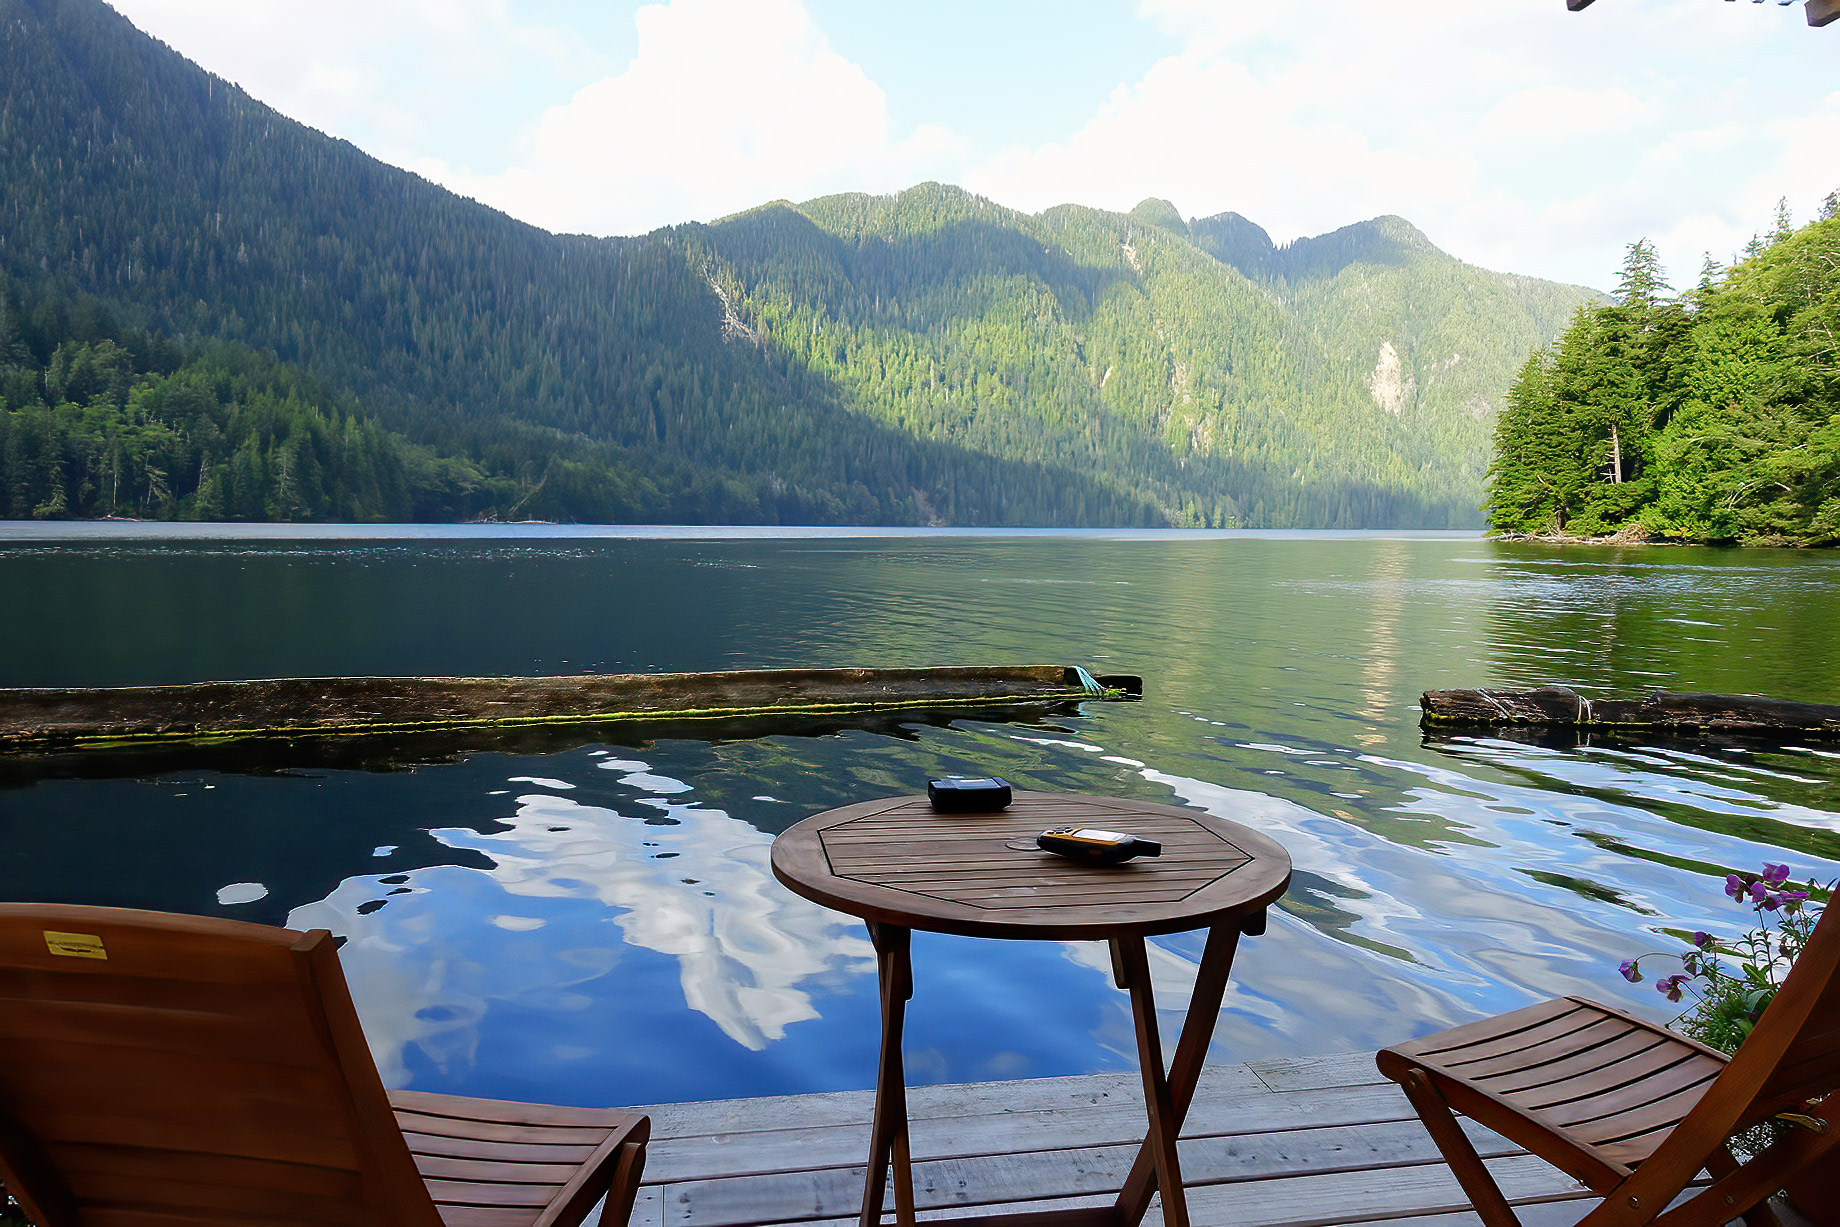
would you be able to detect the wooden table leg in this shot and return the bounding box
[1112,919,1248,1227]
[862,921,916,1227]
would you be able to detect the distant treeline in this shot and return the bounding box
[1486,199,1840,546]
[0,281,505,520]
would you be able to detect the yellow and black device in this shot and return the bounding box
[1036,825,1162,866]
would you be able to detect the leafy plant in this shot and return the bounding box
[1618,862,1831,1158]
[1619,862,1827,1055]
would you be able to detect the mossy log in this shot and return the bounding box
[1421,685,1840,737]
[0,665,1140,752]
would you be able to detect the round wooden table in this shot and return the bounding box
[771,791,1292,1227]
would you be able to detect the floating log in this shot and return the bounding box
[0,704,1103,783]
[1421,685,1840,738]
[0,665,1140,752]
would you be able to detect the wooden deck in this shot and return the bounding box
[622,1051,1612,1227]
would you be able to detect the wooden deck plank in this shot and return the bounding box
[645,1079,1424,1183]
[1246,1051,1390,1092]
[630,1052,1598,1227]
[656,1118,1527,1225]
[1179,1152,1590,1227]
[634,1065,1269,1141]
[1321,1199,1597,1227]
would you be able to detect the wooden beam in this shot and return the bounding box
[1810,0,1840,27]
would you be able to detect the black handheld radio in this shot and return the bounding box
[927,777,1013,812]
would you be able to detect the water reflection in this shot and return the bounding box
[290,753,875,1086]
[1357,539,1409,747]
[5,531,1840,1106]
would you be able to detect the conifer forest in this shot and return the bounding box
[1486,202,1840,546]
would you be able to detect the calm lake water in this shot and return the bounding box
[2,525,1838,1109]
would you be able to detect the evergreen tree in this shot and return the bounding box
[1486,209,1840,545]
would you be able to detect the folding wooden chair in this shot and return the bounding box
[0,903,648,1226]
[1378,899,1840,1227]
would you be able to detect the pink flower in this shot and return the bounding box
[1657,974,1687,1004]
[1691,931,1714,949]
[1619,960,1642,983]
[1761,863,1792,885]
[1726,874,1749,902]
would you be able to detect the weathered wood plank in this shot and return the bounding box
[1419,686,1840,738]
[1324,1199,1597,1227]
[659,1151,1584,1227]
[645,1080,1421,1184]
[628,1053,1621,1227]
[1246,1051,1389,1092]
[657,1117,1522,1225]
[635,1065,1270,1141]
[1180,1152,1590,1227]
[0,665,1128,749]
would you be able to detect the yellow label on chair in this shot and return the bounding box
[44,931,107,959]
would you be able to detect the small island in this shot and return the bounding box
[1486,199,1840,548]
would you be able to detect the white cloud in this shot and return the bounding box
[105,0,1839,288]
[428,0,966,235]
[960,0,1840,287]
[962,47,1477,248]
[106,0,596,162]
[1476,86,1655,145]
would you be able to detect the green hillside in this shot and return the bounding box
[0,0,1598,525]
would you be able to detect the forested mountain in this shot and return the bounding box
[1486,206,1840,546]
[0,279,500,519]
[0,0,1598,526]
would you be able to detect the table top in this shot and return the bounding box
[770,792,1292,940]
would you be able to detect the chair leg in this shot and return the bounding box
[1705,1148,1780,1227]
[1400,1068,1525,1227]
[1652,1126,1840,1227]
[596,1141,647,1227]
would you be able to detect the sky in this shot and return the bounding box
[105,0,1840,292]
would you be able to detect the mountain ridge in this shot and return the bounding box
[0,0,1601,526]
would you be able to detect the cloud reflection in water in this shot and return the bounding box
[289,758,874,1086]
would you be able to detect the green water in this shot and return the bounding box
[0,526,1836,1106]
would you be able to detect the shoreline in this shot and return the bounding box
[1490,528,1834,549]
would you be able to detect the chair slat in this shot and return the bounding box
[1452,1016,1644,1080]
[52,1142,364,1199]
[0,904,648,1227]
[412,1154,584,1184]
[1530,1057,1718,1125]
[393,1089,639,1128]
[1413,1000,1590,1059]
[24,1110,362,1169]
[395,1112,622,1147]
[57,1167,371,1221]
[402,1131,603,1165]
[1471,1029,1672,1095]
[430,1206,545,1227]
[423,1178,558,1207]
[0,997,331,1066]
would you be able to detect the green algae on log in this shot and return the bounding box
[0,666,1140,751]
[1421,685,1840,737]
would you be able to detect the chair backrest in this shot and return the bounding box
[1735,891,1840,1121]
[0,903,444,1227]
[1611,892,1840,1218]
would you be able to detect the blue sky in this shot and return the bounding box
[106,0,1839,291]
